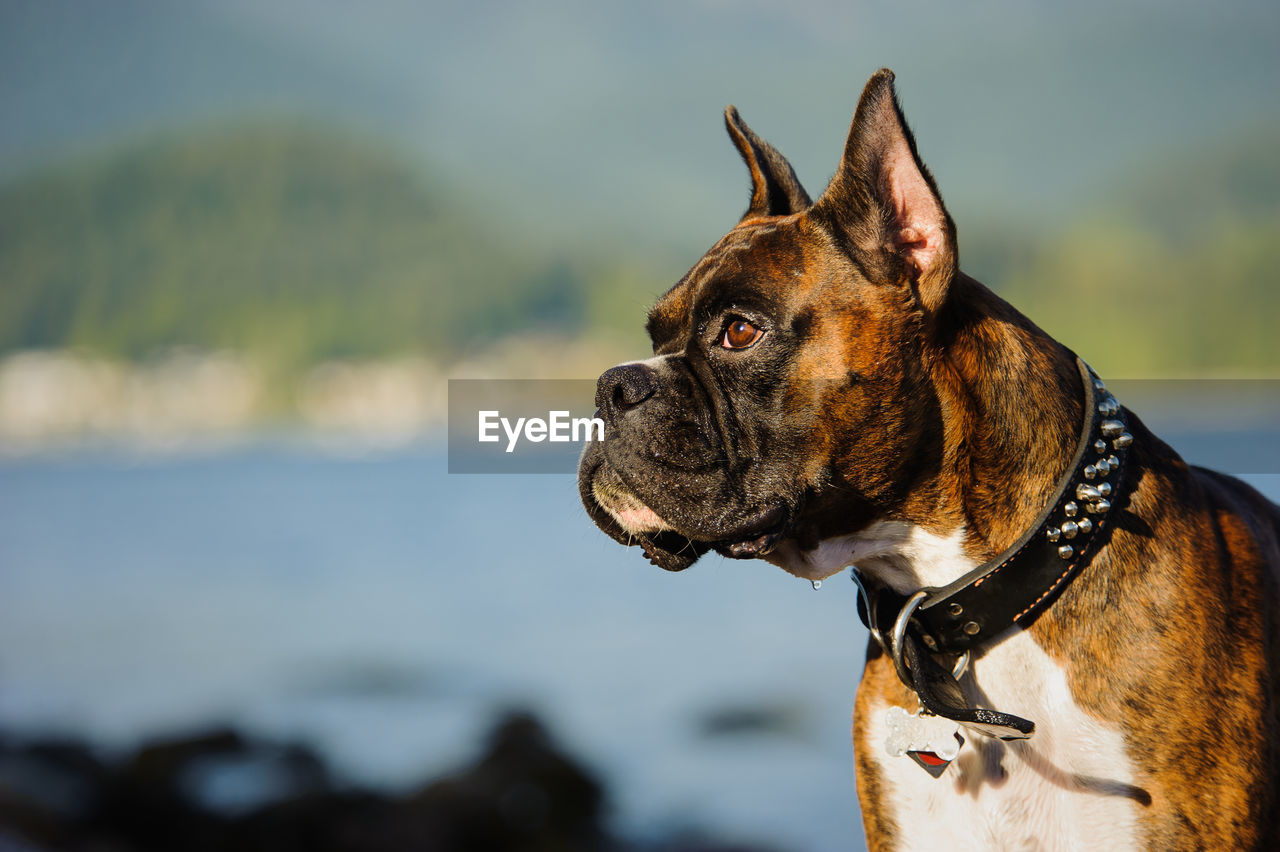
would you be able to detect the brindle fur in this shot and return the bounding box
[578,69,1280,848]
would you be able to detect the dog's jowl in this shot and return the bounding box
[577,69,1279,851]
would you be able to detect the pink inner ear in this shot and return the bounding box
[884,141,944,277]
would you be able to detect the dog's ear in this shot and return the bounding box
[812,69,956,314]
[724,106,812,219]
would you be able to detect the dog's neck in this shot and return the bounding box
[927,272,1086,563]
[773,273,1092,591]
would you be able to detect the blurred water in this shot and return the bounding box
[0,445,868,851]
[0,441,1276,851]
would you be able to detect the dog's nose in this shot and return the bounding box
[597,363,658,411]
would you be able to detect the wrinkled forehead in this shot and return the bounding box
[646,217,816,348]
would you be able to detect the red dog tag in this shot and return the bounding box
[908,749,956,778]
[885,707,964,778]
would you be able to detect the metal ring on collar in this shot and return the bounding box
[850,570,886,653]
[890,590,928,688]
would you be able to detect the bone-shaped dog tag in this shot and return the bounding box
[884,706,964,778]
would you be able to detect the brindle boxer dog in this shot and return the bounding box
[577,68,1280,850]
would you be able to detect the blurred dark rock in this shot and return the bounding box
[407,710,607,851]
[0,710,613,852]
[0,736,108,818]
[0,735,109,850]
[0,710,784,852]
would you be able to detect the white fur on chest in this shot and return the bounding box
[866,633,1141,851]
[765,520,970,586]
[851,525,1141,851]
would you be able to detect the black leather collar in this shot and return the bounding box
[852,357,1133,738]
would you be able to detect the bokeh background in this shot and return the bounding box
[2,2,1278,850]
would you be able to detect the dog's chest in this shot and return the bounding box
[848,525,1142,851]
[864,631,1142,851]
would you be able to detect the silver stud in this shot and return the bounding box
[948,602,964,617]
[1077,518,1093,534]
[1058,544,1074,559]
[1093,378,1107,392]
[1096,458,1111,474]
[1063,501,1078,518]
[1084,464,1098,480]
[1087,498,1112,514]
[1061,521,1079,539]
[1098,482,1112,498]
[1094,439,1108,454]
[1046,526,1061,542]
[1076,484,1102,502]
[963,621,980,636]
[1108,454,1120,469]
[1113,432,1133,449]
[1101,419,1124,438]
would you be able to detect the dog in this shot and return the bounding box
[577,69,1280,850]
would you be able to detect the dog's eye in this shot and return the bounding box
[721,318,763,350]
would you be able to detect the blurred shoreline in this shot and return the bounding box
[4,344,1280,458]
[0,338,633,456]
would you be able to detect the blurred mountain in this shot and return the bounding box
[1,119,1277,379]
[3,0,1278,250]
[0,125,591,366]
[1,0,1277,378]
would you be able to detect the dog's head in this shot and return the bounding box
[578,69,959,575]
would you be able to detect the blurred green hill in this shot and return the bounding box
[0,126,597,370]
[0,122,1277,377]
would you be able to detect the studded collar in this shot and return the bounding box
[852,357,1133,735]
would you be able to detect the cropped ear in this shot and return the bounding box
[811,69,955,314]
[724,105,812,219]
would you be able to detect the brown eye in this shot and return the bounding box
[721,318,763,350]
